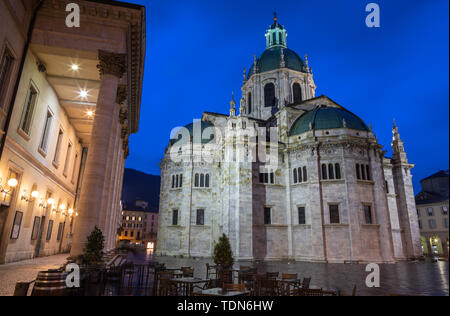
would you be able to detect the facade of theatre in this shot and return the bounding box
[156,17,422,263]
[0,0,145,264]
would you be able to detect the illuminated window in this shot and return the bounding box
[39,110,53,153]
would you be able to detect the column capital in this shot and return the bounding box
[116,84,127,105]
[97,50,127,78]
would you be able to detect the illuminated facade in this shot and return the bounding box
[156,16,422,263]
[0,0,145,264]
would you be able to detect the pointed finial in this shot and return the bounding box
[393,119,397,128]
[305,54,310,73]
[274,12,278,23]
[342,118,347,128]
[230,92,236,117]
[369,123,373,132]
[243,68,247,82]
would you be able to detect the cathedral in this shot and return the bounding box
[156,16,422,263]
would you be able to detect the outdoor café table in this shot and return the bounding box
[171,277,209,296]
[200,288,250,297]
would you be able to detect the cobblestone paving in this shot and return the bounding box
[152,255,449,296]
[0,254,68,296]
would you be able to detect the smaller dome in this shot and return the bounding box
[171,121,215,145]
[289,107,369,136]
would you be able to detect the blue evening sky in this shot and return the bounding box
[124,0,449,193]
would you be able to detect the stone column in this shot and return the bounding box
[71,50,126,257]
[101,87,127,250]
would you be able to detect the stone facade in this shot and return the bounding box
[156,17,422,263]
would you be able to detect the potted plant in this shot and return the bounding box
[213,234,234,292]
[83,226,105,286]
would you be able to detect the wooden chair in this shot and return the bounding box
[224,283,246,292]
[266,272,279,280]
[301,277,311,289]
[259,279,279,296]
[281,273,298,280]
[181,267,194,278]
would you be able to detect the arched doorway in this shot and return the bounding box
[430,236,443,256]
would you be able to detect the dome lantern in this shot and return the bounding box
[265,12,288,49]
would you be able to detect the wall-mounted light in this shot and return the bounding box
[71,64,79,71]
[31,190,39,199]
[68,208,74,216]
[7,178,18,188]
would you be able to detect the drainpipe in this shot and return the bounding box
[0,0,46,159]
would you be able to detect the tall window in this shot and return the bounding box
[63,143,72,177]
[71,153,79,184]
[303,166,307,182]
[247,92,252,114]
[39,110,53,152]
[298,207,306,225]
[427,208,434,217]
[335,164,341,180]
[264,207,272,225]
[356,164,361,180]
[364,205,373,224]
[0,48,15,109]
[321,164,328,180]
[172,210,179,226]
[194,173,210,188]
[328,164,335,180]
[172,174,183,188]
[366,165,371,181]
[53,128,64,165]
[293,168,298,184]
[264,83,276,107]
[329,205,340,224]
[260,172,275,184]
[19,83,38,135]
[428,219,436,229]
[442,206,448,216]
[196,209,205,226]
[292,83,302,104]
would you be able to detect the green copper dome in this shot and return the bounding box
[171,121,215,145]
[289,107,369,136]
[248,47,306,79]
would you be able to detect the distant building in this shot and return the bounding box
[119,200,158,252]
[416,170,449,258]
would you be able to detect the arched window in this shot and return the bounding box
[205,174,210,188]
[361,165,366,180]
[293,169,298,184]
[356,164,361,180]
[264,83,276,107]
[195,174,199,187]
[248,92,252,114]
[293,83,302,104]
[366,165,371,181]
[328,164,335,180]
[172,175,175,188]
[179,174,183,187]
[298,167,303,183]
[322,164,328,180]
[303,166,307,182]
[176,175,179,188]
[335,164,341,180]
[200,174,205,187]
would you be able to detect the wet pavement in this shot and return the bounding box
[128,251,449,296]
